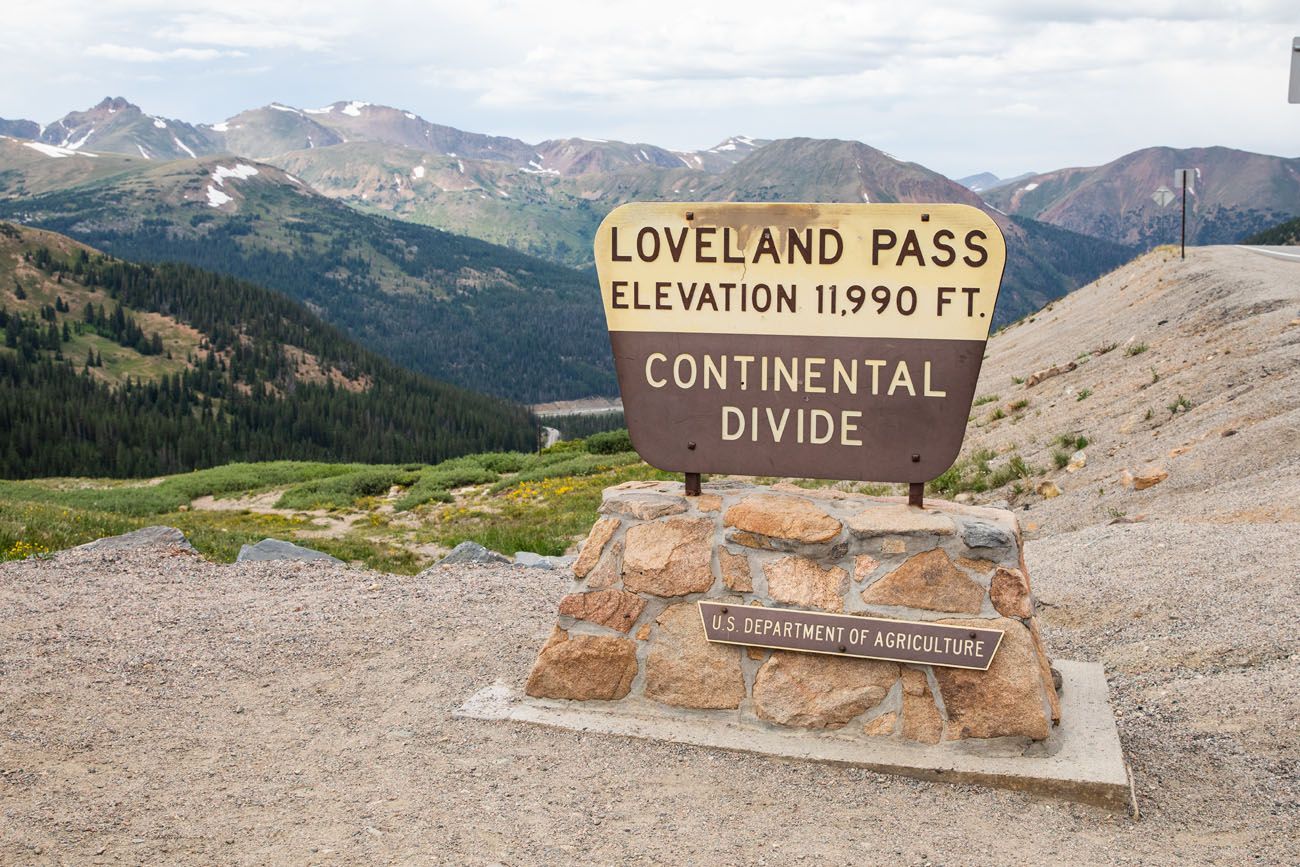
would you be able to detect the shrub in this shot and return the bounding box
[1125,342,1148,357]
[1055,433,1088,451]
[585,429,634,455]
[276,467,420,510]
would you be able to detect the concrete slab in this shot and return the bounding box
[457,659,1130,811]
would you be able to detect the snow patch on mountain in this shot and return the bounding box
[412,165,426,179]
[205,186,232,207]
[304,106,333,114]
[152,117,167,129]
[63,129,94,151]
[269,103,301,115]
[211,163,259,186]
[22,141,99,159]
[404,112,416,120]
[341,101,369,117]
[173,136,197,159]
[211,121,230,132]
[521,158,559,176]
[137,144,151,159]
[1021,182,1039,191]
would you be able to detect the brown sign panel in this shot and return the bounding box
[593,203,1006,483]
[697,601,1004,670]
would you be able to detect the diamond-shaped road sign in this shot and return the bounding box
[1152,186,1175,207]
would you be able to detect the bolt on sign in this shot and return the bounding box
[593,203,1007,482]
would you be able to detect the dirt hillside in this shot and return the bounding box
[964,245,1300,531]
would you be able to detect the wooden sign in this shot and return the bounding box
[594,203,1006,483]
[698,601,1003,670]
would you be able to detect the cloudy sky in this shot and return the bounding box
[2,1,1296,177]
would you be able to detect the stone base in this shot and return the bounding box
[459,660,1130,811]
[526,481,1061,743]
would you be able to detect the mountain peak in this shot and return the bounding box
[93,96,137,113]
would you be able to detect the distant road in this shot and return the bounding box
[1235,245,1300,262]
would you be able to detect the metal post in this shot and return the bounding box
[685,472,701,496]
[908,482,924,508]
[1180,171,1187,260]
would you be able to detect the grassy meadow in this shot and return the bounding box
[0,431,677,573]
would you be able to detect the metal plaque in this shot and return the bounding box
[593,203,1006,483]
[698,601,1004,670]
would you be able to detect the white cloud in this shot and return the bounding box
[0,0,1297,176]
[86,44,245,63]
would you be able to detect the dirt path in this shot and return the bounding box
[2,525,1295,865]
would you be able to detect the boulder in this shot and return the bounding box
[933,617,1052,740]
[601,490,688,521]
[990,566,1033,619]
[515,551,576,570]
[753,652,897,728]
[693,494,724,513]
[863,711,899,737]
[238,538,343,564]
[901,667,944,744]
[845,505,955,537]
[437,540,509,566]
[622,518,715,596]
[763,556,849,612]
[75,526,196,554]
[524,628,638,701]
[853,555,880,582]
[961,520,1015,550]
[572,517,619,579]
[585,540,623,590]
[558,589,646,633]
[1065,450,1087,473]
[1123,465,1168,491]
[723,494,841,544]
[861,549,985,614]
[717,547,753,592]
[1036,481,1062,499]
[644,603,745,709]
[1024,361,1077,387]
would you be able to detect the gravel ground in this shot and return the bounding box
[2,526,1296,866]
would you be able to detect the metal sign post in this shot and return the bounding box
[1290,37,1300,104]
[1174,169,1197,259]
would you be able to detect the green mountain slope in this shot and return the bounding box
[0,155,614,402]
[0,136,141,197]
[0,222,536,478]
[982,146,1300,248]
[1243,215,1300,245]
